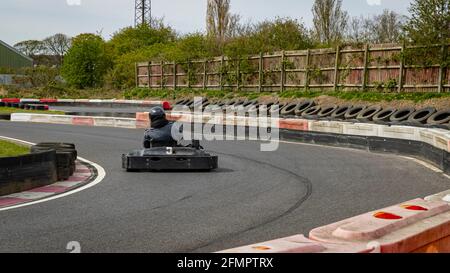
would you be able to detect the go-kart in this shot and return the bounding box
[122,140,218,172]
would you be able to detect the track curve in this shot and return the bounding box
[0,121,449,253]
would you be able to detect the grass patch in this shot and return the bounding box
[0,140,30,158]
[0,107,65,115]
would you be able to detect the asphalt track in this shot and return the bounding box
[0,121,449,253]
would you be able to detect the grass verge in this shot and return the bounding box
[0,107,65,115]
[0,140,30,158]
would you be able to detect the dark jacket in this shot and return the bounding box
[143,121,176,148]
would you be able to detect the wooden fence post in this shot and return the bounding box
[160,61,164,89]
[220,56,224,91]
[135,63,138,88]
[173,61,177,90]
[281,51,285,92]
[305,49,311,91]
[203,59,207,90]
[236,58,241,92]
[187,61,191,89]
[147,62,152,89]
[334,46,340,91]
[398,43,405,93]
[362,44,369,90]
[259,53,263,92]
[438,44,447,93]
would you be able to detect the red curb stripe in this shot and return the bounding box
[28,186,70,193]
[75,169,91,174]
[72,117,94,126]
[67,176,88,182]
[0,197,28,207]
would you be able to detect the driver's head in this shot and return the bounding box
[149,106,167,123]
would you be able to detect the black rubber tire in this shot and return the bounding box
[356,106,383,122]
[0,114,11,120]
[247,104,260,114]
[294,100,315,116]
[373,108,397,123]
[243,99,258,108]
[301,106,321,119]
[0,102,5,107]
[175,99,187,105]
[408,107,437,124]
[344,106,367,120]
[34,143,76,149]
[330,105,352,120]
[318,105,339,118]
[390,108,415,122]
[280,102,299,116]
[269,103,287,116]
[427,110,450,125]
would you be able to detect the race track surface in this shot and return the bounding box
[0,121,449,253]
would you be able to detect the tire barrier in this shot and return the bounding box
[31,143,77,181]
[427,110,450,125]
[280,102,298,116]
[344,106,366,120]
[356,106,383,122]
[0,114,11,121]
[294,100,315,116]
[372,108,397,123]
[301,106,321,119]
[408,107,437,124]
[0,101,49,111]
[330,105,352,120]
[0,150,58,196]
[317,105,339,118]
[390,108,416,123]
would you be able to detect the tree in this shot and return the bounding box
[372,10,405,44]
[61,34,112,89]
[14,40,44,56]
[225,17,312,57]
[108,23,175,58]
[312,0,349,45]
[346,16,372,43]
[347,10,405,44]
[404,0,450,45]
[206,0,240,46]
[43,33,71,65]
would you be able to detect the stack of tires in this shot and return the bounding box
[31,143,77,181]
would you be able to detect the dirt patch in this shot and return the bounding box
[310,96,450,111]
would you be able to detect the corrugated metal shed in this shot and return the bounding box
[0,40,33,68]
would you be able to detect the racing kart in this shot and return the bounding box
[122,140,218,172]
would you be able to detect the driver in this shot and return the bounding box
[143,107,176,148]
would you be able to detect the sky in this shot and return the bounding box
[0,0,413,46]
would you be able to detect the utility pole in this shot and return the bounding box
[134,0,152,27]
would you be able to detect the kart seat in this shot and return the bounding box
[144,140,179,149]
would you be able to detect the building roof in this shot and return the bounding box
[0,39,34,62]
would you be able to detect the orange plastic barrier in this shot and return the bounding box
[279,119,309,131]
[309,198,450,253]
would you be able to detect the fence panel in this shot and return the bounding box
[136,43,450,93]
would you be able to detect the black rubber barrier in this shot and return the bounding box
[31,143,78,180]
[0,114,11,121]
[0,150,58,196]
[279,129,450,175]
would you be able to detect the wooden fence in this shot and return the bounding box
[136,43,450,93]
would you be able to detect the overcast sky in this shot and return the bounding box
[1,0,413,45]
